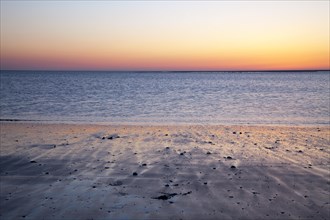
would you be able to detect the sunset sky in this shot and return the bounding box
[1,1,329,71]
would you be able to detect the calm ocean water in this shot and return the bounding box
[0,71,329,125]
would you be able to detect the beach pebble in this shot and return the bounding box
[132,172,138,176]
[108,134,120,140]
[155,195,169,200]
[182,191,192,195]
[231,165,236,169]
[153,193,178,200]
[206,151,212,155]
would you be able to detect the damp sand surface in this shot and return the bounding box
[0,123,329,220]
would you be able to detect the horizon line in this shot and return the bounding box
[1,69,329,73]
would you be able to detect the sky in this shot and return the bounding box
[1,1,329,71]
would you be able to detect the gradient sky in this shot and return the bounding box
[1,1,329,71]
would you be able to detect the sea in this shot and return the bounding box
[0,71,329,126]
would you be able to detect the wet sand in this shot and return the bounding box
[0,122,329,220]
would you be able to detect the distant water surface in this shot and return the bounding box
[0,71,329,125]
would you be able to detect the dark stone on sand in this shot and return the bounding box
[165,184,169,187]
[45,172,49,175]
[102,137,105,140]
[231,165,236,169]
[104,167,110,169]
[30,160,37,163]
[233,132,236,134]
[153,193,178,200]
[165,147,170,149]
[204,182,208,185]
[265,146,274,150]
[108,134,120,140]
[92,186,96,188]
[180,152,184,155]
[53,145,56,148]
[142,163,147,166]
[298,150,303,153]
[226,156,233,160]
[165,134,168,136]
[239,132,242,134]
[132,172,138,176]
[182,191,192,195]
[206,151,211,155]
[155,195,169,200]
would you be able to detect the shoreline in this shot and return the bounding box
[1,119,329,128]
[1,122,329,219]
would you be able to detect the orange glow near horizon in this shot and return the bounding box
[1,1,329,71]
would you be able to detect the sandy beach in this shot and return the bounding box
[0,122,329,220]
